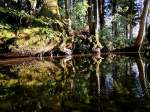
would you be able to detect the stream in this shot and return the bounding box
[0,54,150,112]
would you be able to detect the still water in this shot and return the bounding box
[0,54,150,112]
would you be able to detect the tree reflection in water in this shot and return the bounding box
[0,54,150,112]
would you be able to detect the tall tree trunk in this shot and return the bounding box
[95,0,100,34]
[126,24,130,39]
[147,25,150,44]
[134,0,149,51]
[125,20,132,46]
[65,0,69,19]
[88,0,95,34]
[126,23,128,39]
[112,0,117,37]
[65,0,72,31]
[88,0,102,53]
[95,0,102,53]
[44,0,60,18]
[98,0,105,30]
[126,23,133,39]
[70,0,74,17]
[129,24,133,39]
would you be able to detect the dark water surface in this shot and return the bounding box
[0,54,150,112]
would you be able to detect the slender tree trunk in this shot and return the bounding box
[65,0,72,31]
[98,0,105,30]
[126,24,130,39]
[112,0,117,37]
[136,54,149,97]
[127,23,133,40]
[126,23,128,39]
[95,0,100,34]
[126,21,133,39]
[95,0,102,52]
[65,0,70,19]
[134,0,149,51]
[88,0,102,53]
[70,0,74,17]
[147,64,150,79]
[147,25,150,44]
[129,24,133,39]
[88,0,95,34]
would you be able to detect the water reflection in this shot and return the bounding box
[0,54,150,112]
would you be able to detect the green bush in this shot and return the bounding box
[72,1,89,29]
[100,26,136,50]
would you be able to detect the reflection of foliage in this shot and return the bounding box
[0,56,150,111]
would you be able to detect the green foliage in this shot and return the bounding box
[0,6,29,18]
[104,36,135,50]
[102,0,139,49]
[72,1,89,29]
[100,26,136,50]
[0,21,11,30]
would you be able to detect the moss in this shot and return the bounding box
[7,27,65,53]
[0,29,16,40]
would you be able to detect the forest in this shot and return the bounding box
[0,0,150,111]
[0,0,149,57]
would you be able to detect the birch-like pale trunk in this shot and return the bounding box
[134,0,149,51]
[136,53,149,97]
[95,0,102,52]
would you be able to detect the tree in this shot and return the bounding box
[134,0,149,51]
[88,0,95,34]
[95,0,102,52]
[42,0,60,18]
[112,0,118,37]
[88,0,102,53]
[99,0,105,30]
[65,0,72,31]
[136,54,150,97]
[147,25,150,44]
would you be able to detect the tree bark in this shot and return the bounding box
[146,25,150,44]
[88,0,95,34]
[95,0,102,50]
[88,0,102,53]
[98,0,105,30]
[111,0,118,37]
[65,0,70,19]
[44,0,60,18]
[134,0,149,51]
